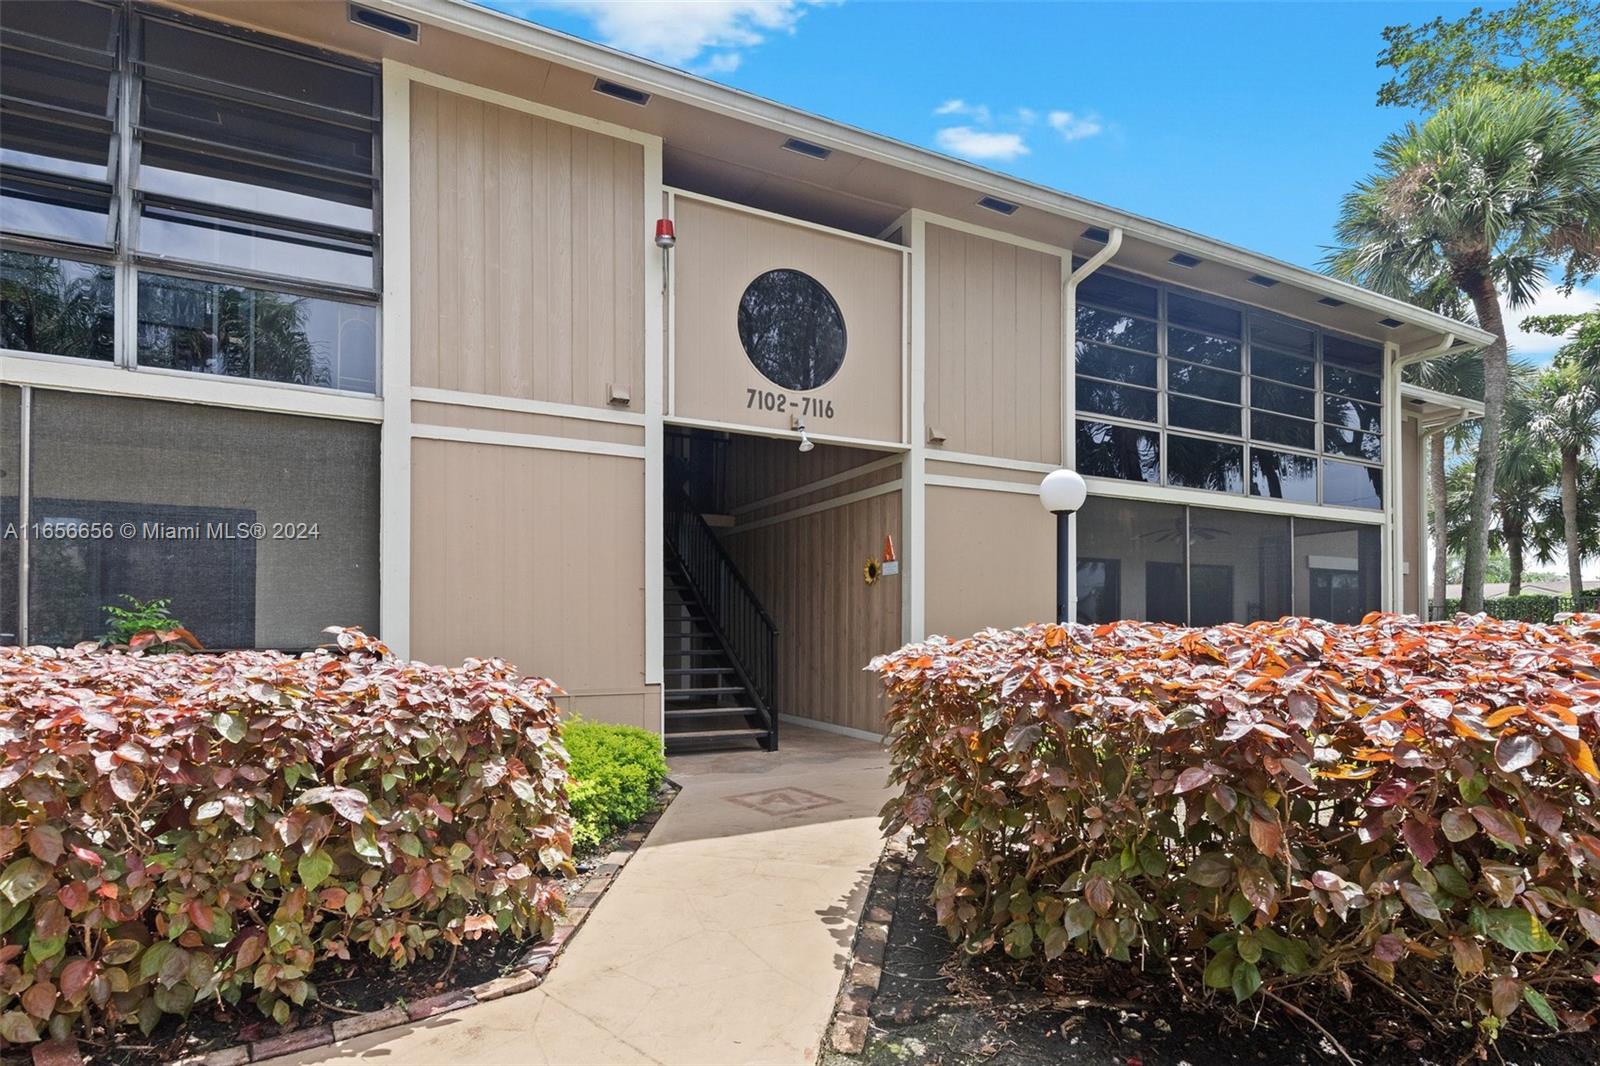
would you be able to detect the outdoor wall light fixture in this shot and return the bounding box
[792,414,815,453]
[654,219,676,249]
[1039,468,1088,624]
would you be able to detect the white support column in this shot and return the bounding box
[1062,255,1076,621]
[378,60,413,657]
[904,212,927,642]
[1383,341,1401,613]
[643,146,665,707]
[1387,333,1452,616]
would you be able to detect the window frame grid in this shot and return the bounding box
[1074,266,1387,509]
[1,1,382,393]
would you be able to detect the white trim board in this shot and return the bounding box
[903,214,928,643]
[411,387,647,426]
[1082,476,1386,526]
[926,474,1040,497]
[0,354,384,422]
[379,59,415,657]
[664,415,909,453]
[925,450,1058,475]
[668,187,910,255]
[412,423,647,459]
[724,480,903,535]
[730,455,902,516]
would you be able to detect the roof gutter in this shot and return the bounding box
[385,0,1496,349]
[1070,226,1123,285]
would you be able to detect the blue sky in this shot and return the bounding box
[485,1,1598,361]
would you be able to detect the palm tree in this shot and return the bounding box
[1325,85,1600,612]
[1530,360,1600,599]
[1444,440,1559,599]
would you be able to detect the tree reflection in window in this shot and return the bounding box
[0,250,113,360]
[1167,434,1243,492]
[1076,421,1160,483]
[736,268,847,391]
[137,274,376,392]
[1249,448,1318,502]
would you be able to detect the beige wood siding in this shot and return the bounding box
[410,439,651,727]
[409,82,645,410]
[926,485,1054,638]
[672,196,904,444]
[925,225,1063,464]
[719,435,891,513]
[723,488,902,733]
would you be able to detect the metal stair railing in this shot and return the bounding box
[664,491,778,748]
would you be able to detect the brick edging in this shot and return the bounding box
[827,830,910,1056]
[30,785,679,1066]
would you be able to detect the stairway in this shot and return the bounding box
[663,497,778,753]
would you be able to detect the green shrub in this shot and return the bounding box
[98,595,201,653]
[0,628,570,1044]
[1436,593,1600,624]
[564,721,668,855]
[871,613,1600,1043]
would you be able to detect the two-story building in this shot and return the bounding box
[0,0,1490,750]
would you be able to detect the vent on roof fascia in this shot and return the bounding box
[1378,317,1404,328]
[1247,274,1278,288]
[780,137,831,160]
[977,196,1018,215]
[1168,252,1201,268]
[594,79,651,106]
[348,3,418,41]
[1082,226,1111,243]
[1318,296,1346,307]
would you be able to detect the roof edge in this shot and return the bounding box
[1401,383,1486,418]
[383,0,1497,349]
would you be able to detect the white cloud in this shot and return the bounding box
[529,1,823,70]
[935,99,991,123]
[935,126,1030,162]
[1047,109,1102,142]
[1503,284,1600,363]
[931,98,1103,164]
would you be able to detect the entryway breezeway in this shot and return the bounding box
[663,427,903,752]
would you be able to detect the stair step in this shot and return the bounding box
[664,666,737,676]
[666,686,746,698]
[662,648,732,658]
[665,706,759,719]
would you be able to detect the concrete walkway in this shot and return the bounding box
[267,724,892,1066]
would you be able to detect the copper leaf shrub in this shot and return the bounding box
[871,613,1600,1039]
[0,628,571,1044]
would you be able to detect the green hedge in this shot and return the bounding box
[1435,592,1599,624]
[565,720,669,855]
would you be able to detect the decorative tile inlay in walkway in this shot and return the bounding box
[723,785,842,815]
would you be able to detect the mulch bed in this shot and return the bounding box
[824,848,1599,1066]
[3,785,676,1066]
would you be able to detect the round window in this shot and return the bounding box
[736,269,847,391]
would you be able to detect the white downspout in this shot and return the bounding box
[1061,227,1122,622]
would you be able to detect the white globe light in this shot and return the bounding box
[1039,468,1087,515]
